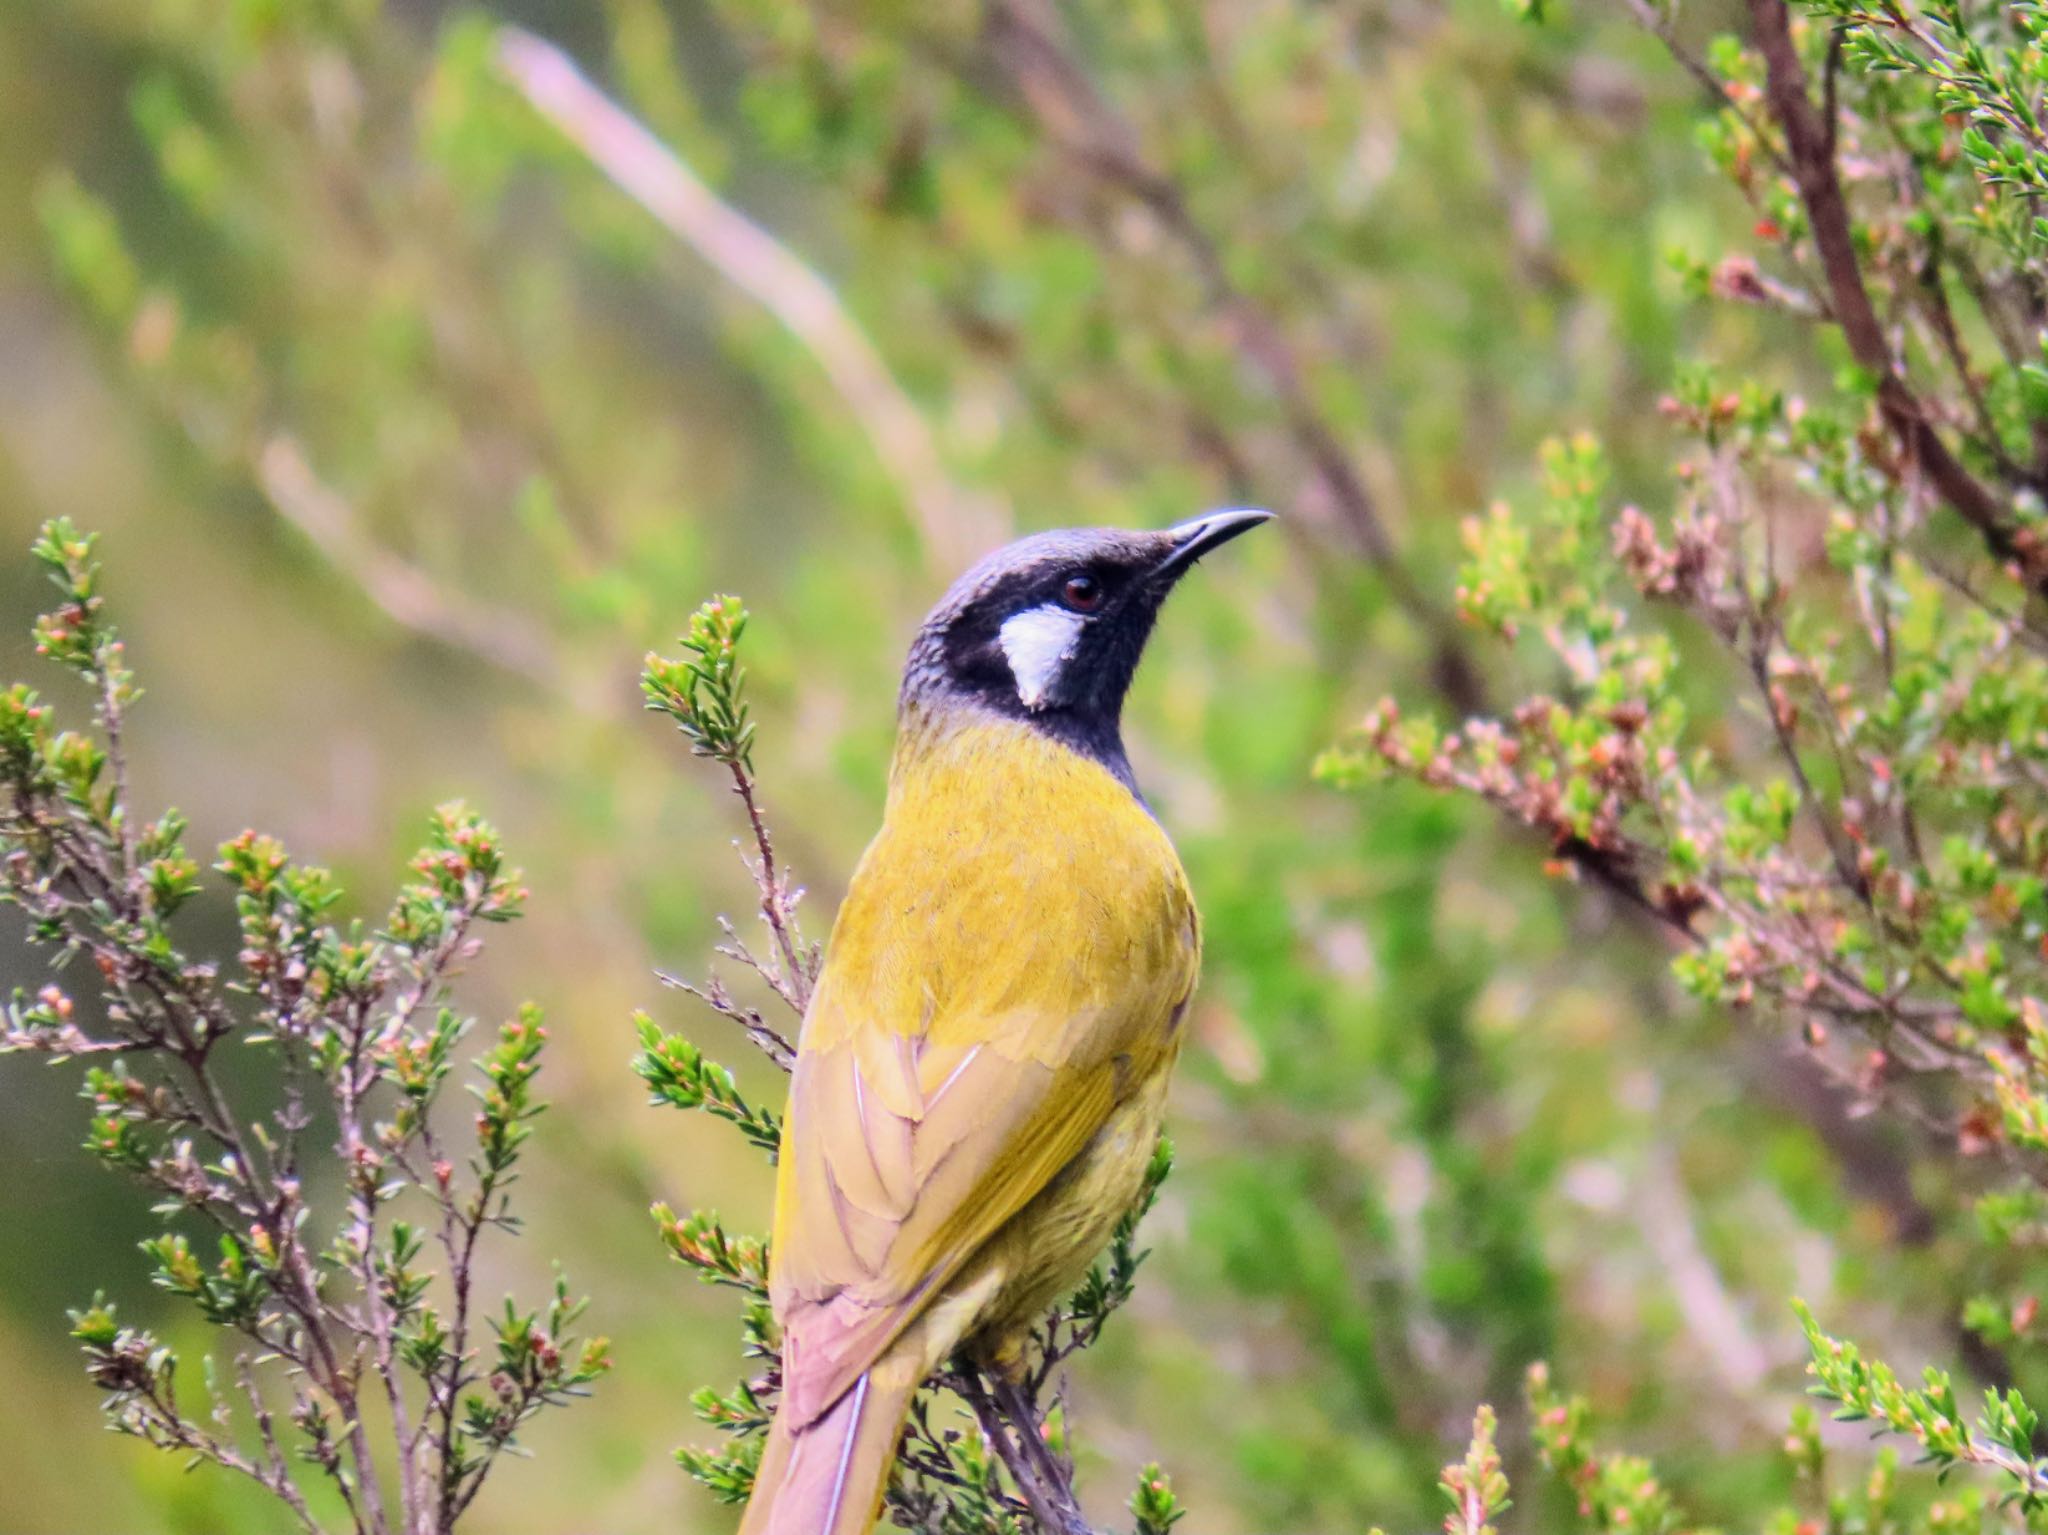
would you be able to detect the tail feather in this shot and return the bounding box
[741,1353,918,1535]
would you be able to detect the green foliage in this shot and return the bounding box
[633,1011,783,1157]
[1408,1341,2048,1535]
[675,1429,766,1506]
[1330,6,2048,1520]
[0,522,605,1534]
[653,1204,771,1296]
[645,596,757,772]
[1128,1465,1187,1535]
[29,0,2048,1531]
[9,0,1709,1520]
[1526,1364,1681,1535]
[1437,1407,1510,1535]
[1797,1300,2048,1505]
[449,1275,612,1495]
[143,1233,268,1329]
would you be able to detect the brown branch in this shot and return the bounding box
[953,1369,1100,1535]
[1745,0,2040,587]
[493,26,1006,578]
[257,436,564,692]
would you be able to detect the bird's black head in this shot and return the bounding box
[901,510,1272,784]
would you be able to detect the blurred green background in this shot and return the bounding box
[0,1,1964,1531]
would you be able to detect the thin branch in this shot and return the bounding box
[257,436,563,691]
[1745,0,2041,589]
[725,760,819,1015]
[977,0,1488,713]
[1620,0,1796,179]
[1911,253,2028,485]
[127,1370,327,1535]
[1745,636,1869,907]
[654,967,796,1069]
[236,1355,326,1535]
[334,994,421,1535]
[493,26,1005,578]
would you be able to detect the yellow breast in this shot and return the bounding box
[808,711,1199,1066]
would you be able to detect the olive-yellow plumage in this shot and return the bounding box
[738,512,1268,1535]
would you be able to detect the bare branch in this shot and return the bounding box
[493,26,1006,578]
[655,967,796,1070]
[257,436,564,691]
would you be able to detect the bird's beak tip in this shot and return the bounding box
[1156,508,1274,577]
[1174,507,1274,541]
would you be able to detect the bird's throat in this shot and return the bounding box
[893,698,1139,803]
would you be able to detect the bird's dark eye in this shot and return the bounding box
[1060,575,1103,612]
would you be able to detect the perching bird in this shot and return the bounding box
[740,510,1270,1535]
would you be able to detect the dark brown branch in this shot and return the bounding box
[953,1369,1099,1535]
[1745,0,2040,588]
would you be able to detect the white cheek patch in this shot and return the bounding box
[998,604,1086,711]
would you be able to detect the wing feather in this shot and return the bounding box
[767,720,1199,1427]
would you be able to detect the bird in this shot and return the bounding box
[738,508,1270,1535]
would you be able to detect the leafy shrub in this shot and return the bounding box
[1326,0,2048,1523]
[0,521,607,1535]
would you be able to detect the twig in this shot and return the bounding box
[129,1366,327,1535]
[1620,0,1796,180]
[19,736,395,1528]
[725,760,819,1015]
[1911,252,2027,485]
[1744,0,2040,590]
[953,1369,1100,1535]
[977,0,1488,714]
[236,1355,325,1535]
[493,26,1005,578]
[257,436,563,691]
[654,967,796,1069]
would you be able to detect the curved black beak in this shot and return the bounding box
[1153,508,1274,583]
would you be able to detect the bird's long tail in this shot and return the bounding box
[739,1349,919,1535]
